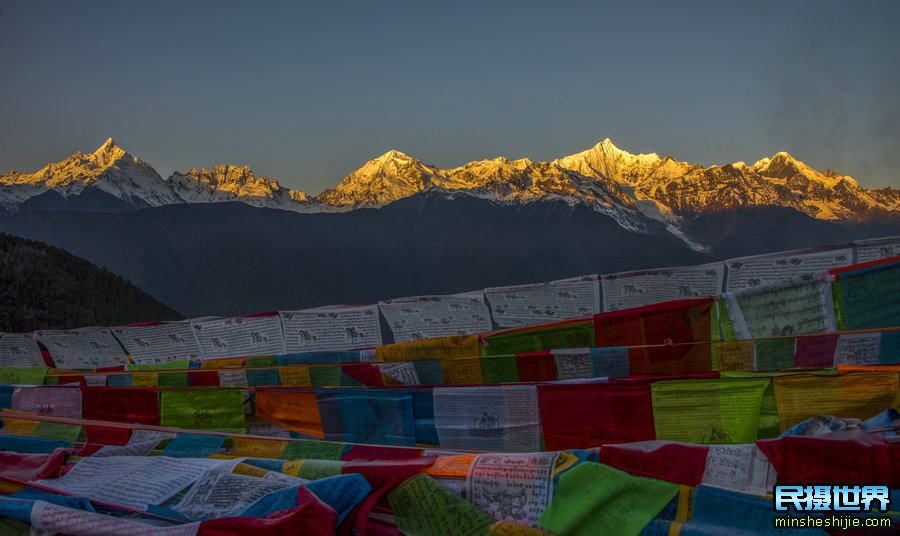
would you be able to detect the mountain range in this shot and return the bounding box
[0,137,898,317]
[2,138,898,234]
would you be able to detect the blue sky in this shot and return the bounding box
[1,0,898,193]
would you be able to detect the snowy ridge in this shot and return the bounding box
[552,140,900,224]
[315,149,653,231]
[2,137,898,229]
[317,138,900,234]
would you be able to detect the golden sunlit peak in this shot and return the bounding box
[96,137,118,152]
[771,151,796,161]
[90,137,127,166]
[378,149,411,160]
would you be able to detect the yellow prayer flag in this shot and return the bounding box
[713,340,756,372]
[773,372,900,431]
[278,366,312,387]
[201,358,246,369]
[442,358,484,384]
[131,373,158,387]
[376,335,483,362]
[232,437,287,458]
[2,416,38,436]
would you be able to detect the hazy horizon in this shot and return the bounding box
[2,0,898,191]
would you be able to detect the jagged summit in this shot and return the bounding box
[90,137,130,168]
[168,164,312,209]
[94,136,119,153]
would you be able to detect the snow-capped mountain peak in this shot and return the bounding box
[376,149,412,161]
[0,137,182,209]
[750,151,850,186]
[555,138,662,183]
[0,138,322,213]
[315,151,443,208]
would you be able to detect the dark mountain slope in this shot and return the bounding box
[17,188,147,213]
[681,206,900,259]
[0,193,710,317]
[0,233,182,331]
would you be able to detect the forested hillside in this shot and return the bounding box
[0,233,181,331]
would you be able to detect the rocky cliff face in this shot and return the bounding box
[169,165,312,211]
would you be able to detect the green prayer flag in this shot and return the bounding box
[725,370,826,440]
[480,355,519,383]
[32,421,82,443]
[716,297,739,341]
[0,518,30,535]
[538,462,678,536]
[160,388,245,432]
[484,321,594,356]
[157,372,189,387]
[651,378,769,443]
[832,280,847,331]
[719,369,836,379]
[839,264,900,330]
[246,357,279,367]
[309,366,342,387]
[0,366,48,386]
[389,474,495,536]
[726,277,833,340]
[756,381,780,439]
[298,459,344,480]
[754,338,796,371]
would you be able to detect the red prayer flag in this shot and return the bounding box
[188,371,221,386]
[757,430,899,486]
[342,457,435,491]
[793,334,838,368]
[594,298,714,376]
[341,364,385,387]
[515,352,558,382]
[0,448,72,480]
[538,382,655,450]
[601,440,710,485]
[83,425,132,447]
[81,386,160,425]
